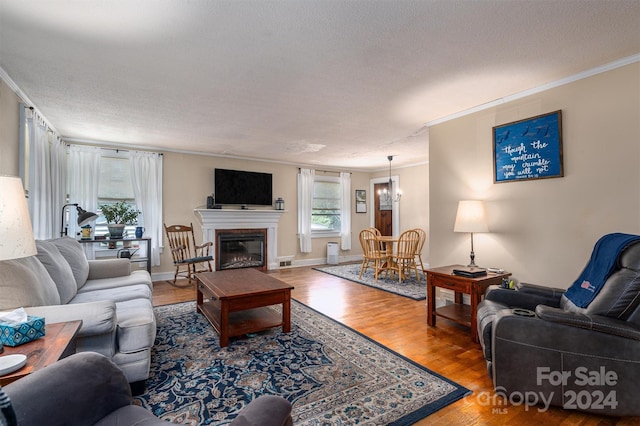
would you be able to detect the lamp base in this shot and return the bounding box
[468,249,477,267]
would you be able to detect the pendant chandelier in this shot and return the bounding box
[379,155,401,203]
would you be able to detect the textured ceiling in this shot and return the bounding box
[1,0,639,170]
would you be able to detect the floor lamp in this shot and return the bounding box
[454,200,489,267]
[0,176,38,354]
[60,203,99,237]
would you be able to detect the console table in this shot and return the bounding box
[78,237,151,273]
[425,265,511,343]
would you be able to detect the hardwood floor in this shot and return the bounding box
[152,266,639,426]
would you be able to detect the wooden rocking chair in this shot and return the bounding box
[164,223,213,286]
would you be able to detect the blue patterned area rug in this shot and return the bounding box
[314,263,427,300]
[134,301,469,425]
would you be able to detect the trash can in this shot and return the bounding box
[327,242,339,265]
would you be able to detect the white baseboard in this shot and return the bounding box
[151,271,176,282]
[290,254,362,268]
[435,288,470,307]
[152,255,365,280]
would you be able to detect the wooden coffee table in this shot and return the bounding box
[195,268,294,347]
[0,320,82,386]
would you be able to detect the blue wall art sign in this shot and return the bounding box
[493,110,563,183]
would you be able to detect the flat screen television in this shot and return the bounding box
[214,168,273,206]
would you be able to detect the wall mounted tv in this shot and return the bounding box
[214,168,273,206]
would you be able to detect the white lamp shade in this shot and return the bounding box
[0,175,37,260]
[454,200,489,233]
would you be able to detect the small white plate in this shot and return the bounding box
[0,354,27,376]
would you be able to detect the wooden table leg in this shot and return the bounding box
[427,276,436,326]
[282,291,291,333]
[196,282,203,314]
[470,288,480,343]
[220,300,229,347]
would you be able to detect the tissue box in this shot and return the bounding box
[0,316,46,347]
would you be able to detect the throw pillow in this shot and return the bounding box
[50,237,90,290]
[35,240,77,304]
[0,257,61,310]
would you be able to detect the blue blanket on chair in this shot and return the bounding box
[564,233,640,308]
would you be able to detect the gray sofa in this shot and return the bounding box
[0,237,156,385]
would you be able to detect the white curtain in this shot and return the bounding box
[49,133,67,238]
[67,145,101,258]
[129,151,163,266]
[340,172,351,250]
[297,168,315,253]
[25,108,67,240]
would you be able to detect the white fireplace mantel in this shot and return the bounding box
[194,209,285,270]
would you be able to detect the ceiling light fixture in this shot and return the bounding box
[378,155,401,203]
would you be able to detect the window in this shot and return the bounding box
[99,156,134,200]
[95,153,139,237]
[311,176,342,235]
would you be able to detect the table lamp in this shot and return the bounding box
[0,176,37,354]
[0,176,37,261]
[454,200,489,267]
[60,203,99,237]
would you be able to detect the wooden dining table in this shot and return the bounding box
[376,232,424,281]
[375,235,401,278]
[376,235,398,252]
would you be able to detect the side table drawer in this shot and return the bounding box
[429,276,469,293]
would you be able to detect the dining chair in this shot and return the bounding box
[368,227,389,256]
[413,228,427,280]
[359,228,389,282]
[368,227,382,236]
[388,229,420,283]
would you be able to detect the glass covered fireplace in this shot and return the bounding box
[216,228,267,271]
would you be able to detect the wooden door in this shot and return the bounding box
[374,183,393,236]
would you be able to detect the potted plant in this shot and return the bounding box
[100,201,140,239]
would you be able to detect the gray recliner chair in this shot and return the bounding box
[477,233,640,416]
[1,352,293,426]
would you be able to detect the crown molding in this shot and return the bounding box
[426,53,640,127]
[0,65,60,135]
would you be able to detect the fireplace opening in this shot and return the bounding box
[216,229,267,271]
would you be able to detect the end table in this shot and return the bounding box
[0,320,82,386]
[425,265,511,343]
